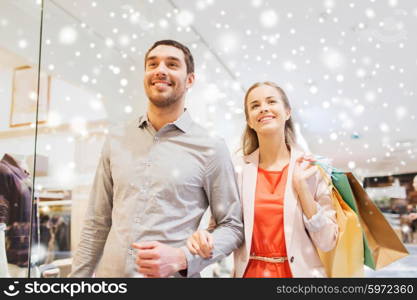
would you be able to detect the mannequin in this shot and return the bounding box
[0,223,9,277]
[0,153,32,271]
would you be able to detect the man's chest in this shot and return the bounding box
[110,139,207,195]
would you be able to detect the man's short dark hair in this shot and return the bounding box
[144,40,194,74]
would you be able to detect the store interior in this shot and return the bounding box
[1,0,417,277]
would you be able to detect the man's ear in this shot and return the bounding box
[186,73,195,89]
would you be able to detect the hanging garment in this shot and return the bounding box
[0,154,33,267]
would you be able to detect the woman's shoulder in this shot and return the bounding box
[231,154,245,176]
[231,154,245,165]
[231,150,258,167]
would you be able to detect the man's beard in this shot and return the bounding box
[148,93,181,108]
[146,80,186,108]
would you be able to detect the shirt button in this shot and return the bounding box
[128,248,133,256]
[290,256,294,263]
[134,217,140,223]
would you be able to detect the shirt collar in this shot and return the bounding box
[138,109,193,133]
[172,109,193,133]
[1,154,30,179]
[138,114,150,129]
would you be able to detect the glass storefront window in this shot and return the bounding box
[0,0,42,278]
[26,0,244,278]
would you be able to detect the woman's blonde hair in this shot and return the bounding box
[242,81,296,155]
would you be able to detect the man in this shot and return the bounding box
[70,40,244,277]
[413,175,417,194]
[409,175,417,243]
[0,154,32,269]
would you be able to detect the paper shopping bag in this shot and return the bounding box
[331,171,375,269]
[346,173,409,270]
[316,168,364,277]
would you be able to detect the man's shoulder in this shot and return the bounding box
[0,163,11,177]
[106,118,140,137]
[188,121,226,144]
[0,161,13,176]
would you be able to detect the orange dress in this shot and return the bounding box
[243,164,293,278]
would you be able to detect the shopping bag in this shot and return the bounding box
[316,167,364,277]
[346,173,409,270]
[331,171,375,269]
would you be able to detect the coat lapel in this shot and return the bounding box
[242,149,259,256]
[283,148,303,255]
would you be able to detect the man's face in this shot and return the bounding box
[144,45,194,108]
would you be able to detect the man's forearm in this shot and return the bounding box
[182,220,244,277]
[69,220,109,277]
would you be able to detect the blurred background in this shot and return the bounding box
[0,0,416,277]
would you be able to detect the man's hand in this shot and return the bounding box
[132,241,187,278]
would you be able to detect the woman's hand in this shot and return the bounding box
[292,155,317,193]
[292,155,320,219]
[186,230,213,259]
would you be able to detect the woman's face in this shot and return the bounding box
[246,84,291,136]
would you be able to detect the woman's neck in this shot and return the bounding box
[258,132,290,170]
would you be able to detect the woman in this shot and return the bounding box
[187,82,338,278]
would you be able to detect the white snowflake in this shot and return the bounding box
[218,32,239,53]
[120,79,128,87]
[309,85,318,95]
[321,48,346,70]
[176,10,194,27]
[251,0,263,7]
[59,26,78,45]
[18,39,28,49]
[348,161,356,169]
[388,0,398,7]
[105,38,114,48]
[260,10,278,28]
[336,74,344,82]
[396,106,407,120]
[353,105,365,116]
[365,8,376,19]
[47,111,63,127]
[379,123,390,133]
[365,91,376,102]
[118,35,131,47]
[81,75,89,83]
[89,99,102,111]
[283,60,297,72]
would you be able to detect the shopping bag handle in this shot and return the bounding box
[315,164,334,188]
